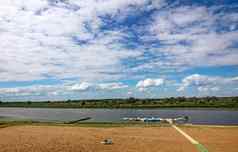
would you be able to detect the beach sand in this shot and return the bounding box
[0,125,237,152]
[182,126,238,152]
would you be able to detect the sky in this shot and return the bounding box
[0,0,238,101]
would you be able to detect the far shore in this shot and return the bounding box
[1,96,238,109]
[1,106,238,110]
[1,121,238,128]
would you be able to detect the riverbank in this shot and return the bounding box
[0,123,237,152]
[1,107,238,125]
[1,96,238,109]
[0,121,170,128]
[1,121,238,128]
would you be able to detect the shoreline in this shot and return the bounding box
[1,121,238,128]
[1,106,238,110]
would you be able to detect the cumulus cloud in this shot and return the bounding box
[177,74,216,91]
[0,85,64,97]
[69,82,92,91]
[136,78,164,91]
[177,74,238,92]
[1,1,237,82]
[137,4,238,73]
[0,0,150,82]
[197,86,220,92]
[0,81,129,98]
[0,0,238,100]
[98,82,128,90]
[69,82,128,91]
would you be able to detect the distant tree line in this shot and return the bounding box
[0,96,238,108]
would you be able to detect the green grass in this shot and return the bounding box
[195,143,209,152]
[0,120,171,128]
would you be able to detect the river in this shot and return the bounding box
[0,108,238,125]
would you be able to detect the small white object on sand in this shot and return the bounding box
[101,138,113,145]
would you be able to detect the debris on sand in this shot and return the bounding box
[101,138,113,145]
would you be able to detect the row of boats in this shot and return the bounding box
[65,116,189,124]
[122,116,189,123]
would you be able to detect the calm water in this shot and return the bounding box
[0,108,238,125]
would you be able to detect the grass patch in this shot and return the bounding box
[0,120,171,128]
[1,120,237,129]
[179,124,238,129]
[195,143,209,152]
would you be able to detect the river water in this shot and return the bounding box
[0,108,238,125]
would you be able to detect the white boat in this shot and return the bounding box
[122,116,189,123]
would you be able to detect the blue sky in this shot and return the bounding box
[0,0,238,101]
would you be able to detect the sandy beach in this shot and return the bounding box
[0,124,237,152]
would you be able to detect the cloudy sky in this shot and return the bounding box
[0,0,238,101]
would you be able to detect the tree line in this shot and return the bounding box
[0,96,238,108]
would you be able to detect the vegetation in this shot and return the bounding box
[0,96,238,108]
[0,121,169,128]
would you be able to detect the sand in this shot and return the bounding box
[0,125,237,152]
[0,125,197,152]
[182,126,238,152]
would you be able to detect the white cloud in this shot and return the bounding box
[197,86,220,92]
[178,74,238,92]
[127,91,133,96]
[0,0,150,82]
[171,7,210,27]
[140,4,238,72]
[0,81,129,98]
[177,74,216,91]
[136,78,164,91]
[98,82,128,90]
[0,85,63,97]
[1,1,236,83]
[70,82,128,91]
[69,82,92,91]
[0,1,237,100]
